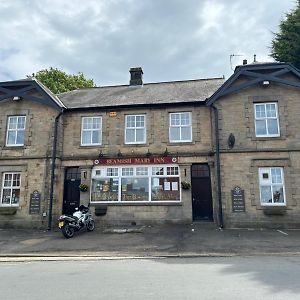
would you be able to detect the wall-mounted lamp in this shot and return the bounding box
[146,149,152,157]
[99,150,104,158]
[228,133,235,149]
[262,80,270,87]
[83,171,87,179]
[163,148,169,157]
[12,96,21,101]
[117,150,123,157]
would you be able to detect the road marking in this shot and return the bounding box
[277,230,288,236]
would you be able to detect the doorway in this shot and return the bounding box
[63,167,81,215]
[191,164,213,221]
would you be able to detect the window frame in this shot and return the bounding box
[169,112,192,143]
[124,114,146,145]
[91,165,181,203]
[258,167,286,206]
[81,116,102,146]
[1,172,21,207]
[6,115,26,147]
[254,102,280,138]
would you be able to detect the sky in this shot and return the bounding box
[0,0,297,86]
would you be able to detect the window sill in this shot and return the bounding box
[252,136,285,141]
[90,202,182,206]
[261,206,287,215]
[3,146,25,150]
[0,207,18,215]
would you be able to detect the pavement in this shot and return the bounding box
[0,223,300,261]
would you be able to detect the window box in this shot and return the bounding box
[0,207,17,215]
[262,206,287,215]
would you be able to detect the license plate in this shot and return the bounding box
[58,221,64,228]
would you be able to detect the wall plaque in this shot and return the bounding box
[29,190,41,214]
[231,186,245,212]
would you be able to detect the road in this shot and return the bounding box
[1,256,300,300]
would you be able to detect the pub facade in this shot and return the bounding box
[1,62,300,229]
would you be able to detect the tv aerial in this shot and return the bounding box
[230,54,243,70]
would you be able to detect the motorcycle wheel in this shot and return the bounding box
[62,225,75,238]
[87,220,95,231]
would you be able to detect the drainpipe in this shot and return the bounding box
[211,105,224,229]
[48,111,63,230]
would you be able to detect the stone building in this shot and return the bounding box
[1,62,300,229]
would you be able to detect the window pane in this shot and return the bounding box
[271,168,282,184]
[260,186,272,204]
[1,189,11,204]
[170,114,180,126]
[91,178,119,202]
[93,118,100,129]
[167,167,179,175]
[82,131,91,144]
[107,168,118,176]
[8,117,18,129]
[82,118,92,130]
[136,167,148,176]
[126,116,135,127]
[255,105,266,118]
[122,168,134,176]
[152,167,164,175]
[92,130,100,144]
[273,185,284,203]
[135,128,145,142]
[136,116,144,127]
[13,174,21,187]
[256,120,267,135]
[17,117,26,129]
[267,119,279,135]
[11,189,20,204]
[7,131,16,145]
[121,178,148,201]
[180,113,190,125]
[125,129,135,143]
[16,131,25,145]
[266,104,276,118]
[181,127,192,141]
[151,178,180,201]
[170,127,180,141]
[4,174,12,186]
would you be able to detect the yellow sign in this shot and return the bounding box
[109,112,117,117]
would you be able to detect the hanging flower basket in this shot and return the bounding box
[79,183,89,192]
[181,181,191,190]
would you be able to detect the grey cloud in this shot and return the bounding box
[0,0,296,85]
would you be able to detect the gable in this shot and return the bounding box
[0,79,65,111]
[207,63,300,106]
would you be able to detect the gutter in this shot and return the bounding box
[211,105,224,229]
[48,110,64,230]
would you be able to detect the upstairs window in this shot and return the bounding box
[1,173,21,206]
[81,117,102,146]
[6,116,26,146]
[254,103,280,137]
[125,115,146,144]
[169,112,192,142]
[259,167,285,206]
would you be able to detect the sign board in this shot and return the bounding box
[94,156,178,166]
[231,186,245,212]
[29,190,41,214]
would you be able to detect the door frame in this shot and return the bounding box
[191,163,214,221]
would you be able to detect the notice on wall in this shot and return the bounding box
[231,186,245,212]
[29,190,41,214]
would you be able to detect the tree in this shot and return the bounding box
[270,0,300,69]
[28,67,96,94]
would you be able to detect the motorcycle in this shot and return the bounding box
[58,205,95,238]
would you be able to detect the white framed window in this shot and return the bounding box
[254,103,280,137]
[6,116,26,146]
[125,115,146,144]
[169,112,192,142]
[91,165,180,203]
[259,167,286,206]
[81,117,102,146]
[1,173,21,206]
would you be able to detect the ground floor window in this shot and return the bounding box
[91,165,180,203]
[1,173,21,206]
[259,167,285,205]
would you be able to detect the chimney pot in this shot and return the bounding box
[129,67,143,86]
[243,59,247,65]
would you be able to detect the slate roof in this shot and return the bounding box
[58,78,225,109]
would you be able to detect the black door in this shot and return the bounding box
[191,164,213,221]
[63,167,81,215]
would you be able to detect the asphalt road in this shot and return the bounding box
[1,256,300,300]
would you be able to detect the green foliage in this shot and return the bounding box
[28,67,96,94]
[270,1,300,69]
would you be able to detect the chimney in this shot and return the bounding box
[243,59,247,65]
[129,67,143,86]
